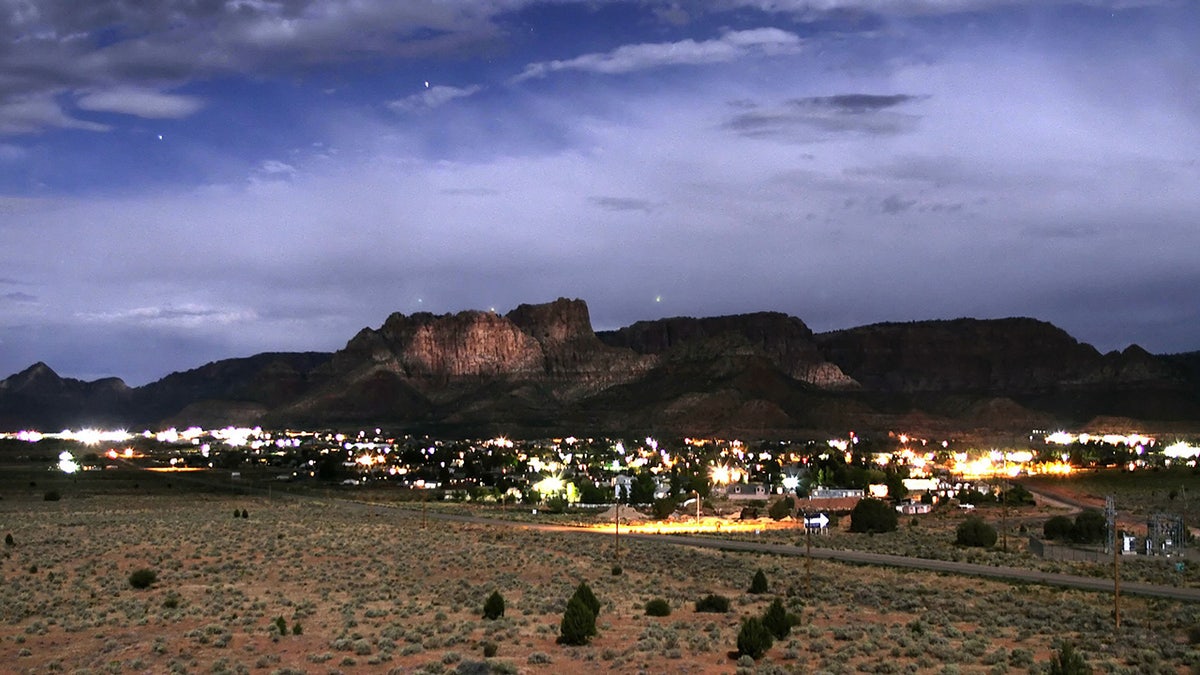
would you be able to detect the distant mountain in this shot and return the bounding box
[2,298,1198,437]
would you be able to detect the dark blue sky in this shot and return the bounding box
[1,0,1198,384]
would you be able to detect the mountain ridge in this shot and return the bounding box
[3,298,1198,437]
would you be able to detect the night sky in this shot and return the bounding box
[1,1,1197,385]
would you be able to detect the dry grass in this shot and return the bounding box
[2,488,1200,674]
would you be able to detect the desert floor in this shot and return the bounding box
[3,482,1200,674]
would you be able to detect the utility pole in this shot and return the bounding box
[614,505,620,565]
[806,522,813,597]
[1107,495,1119,632]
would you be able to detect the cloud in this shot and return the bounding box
[2,292,37,302]
[0,94,109,135]
[724,93,922,141]
[388,84,482,112]
[75,87,204,119]
[75,305,258,331]
[590,196,660,213]
[513,28,802,81]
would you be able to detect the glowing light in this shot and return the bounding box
[1165,441,1200,459]
[534,475,564,496]
[781,475,799,491]
[58,451,79,474]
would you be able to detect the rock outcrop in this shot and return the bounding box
[2,300,1198,435]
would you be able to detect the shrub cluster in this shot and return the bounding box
[1042,509,1106,544]
[644,598,671,617]
[695,594,730,613]
[128,568,157,589]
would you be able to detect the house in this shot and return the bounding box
[727,482,770,500]
[896,502,933,515]
[809,487,865,499]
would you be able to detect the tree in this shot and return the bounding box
[571,581,600,618]
[651,497,678,520]
[1048,642,1092,675]
[483,590,505,620]
[558,595,596,645]
[1043,515,1074,540]
[4,533,13,546]
[956,516,998,548]
[762,597,791,640]
[1072,509,1107,544]
[1003,484,1036,506]
[748,569,769,594]
[736,616,774,660]
[849,498,898,533]
[768,497,793,521]
[630,472,656,505]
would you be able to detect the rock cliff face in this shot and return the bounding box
[2,300,1198,435]
[598,312,857,388]
[815,318,1103,393]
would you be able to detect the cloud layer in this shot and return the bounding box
[0,0,1197,385]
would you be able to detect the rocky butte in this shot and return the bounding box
[1,298,1198,438]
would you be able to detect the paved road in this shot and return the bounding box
[375,504,1200,603]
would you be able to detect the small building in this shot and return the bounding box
[727,482,770,500]
[810,487,865,499]
[896,502,933,515]
[612,474,633,500]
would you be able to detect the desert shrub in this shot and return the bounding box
[651,497,677,520]
[1003,484,1036,506]
[234,508,241,519]
[571,582,600,618]
[274,616,288,635]
[558,596,596,645]
[241,509,249,519]
[736,616,774,660]
[1048,642,1092,675]
[481,641,498,657]
[611,565,622,576]
[1071,510,1106,544]
[162,594,179,609]
[850,498,898,533]
[645,599,671,617]
[4,533,13,546]
[768,498,793,521]
[956,517,997,548]
[739,506,760,520]
[749,569,769,594]
[292,621,303,636]
[762,598,790,640]
[129,568,157,589]
[1043,516,1074,540]
[483,590,505,620]
[43,490,61,502]
[695,594,730,613]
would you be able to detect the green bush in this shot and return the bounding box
[768,498,793,521]
[762,597,791,640]
[695,594,730,613]
[128,568,157,589]
[483,590,506,620]
[644,598,671,617]
[748,569,769,594]
[4,533,13,546]
[43,490,61,502]
[1048,642,1092,675]
[651,497,677,520]
[1072,509,1106,544]
[956,516,998,548]
[849,498,898,533]
[1043,515,1074,540]
[736,616,774,660]
[274,616,288,635]
[481,642,498,657]
[558,596,596,645]
[571,582,600,618]
[291,621,303,636]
